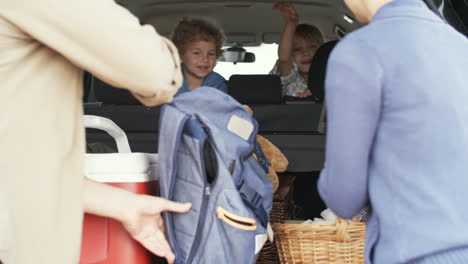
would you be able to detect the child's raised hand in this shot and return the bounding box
[273,2,299,24]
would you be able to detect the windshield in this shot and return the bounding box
[214,43,278,80]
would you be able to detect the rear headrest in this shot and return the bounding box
[93,77,141,105]
[228,74,282,104]
[308,40,339,103]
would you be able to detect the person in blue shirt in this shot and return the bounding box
[171,17,228,95]
[317,0,468,263]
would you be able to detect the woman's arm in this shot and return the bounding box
[318,37,383,219]
[1,0,182,106]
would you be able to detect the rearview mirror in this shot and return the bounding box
[219,45,255,64]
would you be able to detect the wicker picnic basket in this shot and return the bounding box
[273,218,366,264]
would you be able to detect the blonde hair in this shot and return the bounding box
[295,24,324,45]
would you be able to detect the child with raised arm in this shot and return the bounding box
[172,17,228,95]
[270,2,324,98]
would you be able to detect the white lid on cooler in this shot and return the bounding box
[83,115,159,183]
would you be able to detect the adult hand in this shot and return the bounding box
[273,2,299,25]
[121,195,191,264]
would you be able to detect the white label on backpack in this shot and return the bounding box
[255,233,268,255]
[227,115,254,141]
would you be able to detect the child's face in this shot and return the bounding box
[292,36,320,75]
[180,40,217,81]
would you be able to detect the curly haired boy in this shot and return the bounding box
[172,17,228,95]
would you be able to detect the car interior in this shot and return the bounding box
[83,0,468,219]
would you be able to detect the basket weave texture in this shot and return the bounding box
[256,201,290,264]
[273,219,365,264]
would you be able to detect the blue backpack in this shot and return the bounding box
[158,87,274,264]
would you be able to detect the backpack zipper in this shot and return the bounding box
[186,137,216,263]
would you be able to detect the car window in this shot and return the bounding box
[215,43,278,79]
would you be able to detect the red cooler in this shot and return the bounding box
[80,115,161,264]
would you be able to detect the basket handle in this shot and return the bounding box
[83,115,131,153]
[335,218,352,242]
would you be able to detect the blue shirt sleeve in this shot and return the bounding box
[318,36,383,219]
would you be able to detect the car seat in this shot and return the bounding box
[228,74,283,104]
[308,40,339,103]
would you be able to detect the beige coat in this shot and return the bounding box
[0,0,182,263]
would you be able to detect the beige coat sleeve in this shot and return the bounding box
[1,0,182,106]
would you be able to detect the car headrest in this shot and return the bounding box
[308,40,339,103]
[93,77,141,105]
[228,74,282,104]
